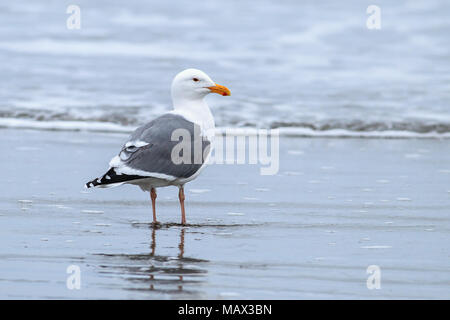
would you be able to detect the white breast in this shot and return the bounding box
[169,102,216,141]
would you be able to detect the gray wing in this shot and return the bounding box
[114,113,211,180]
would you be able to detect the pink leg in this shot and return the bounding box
[150,188,158,224]
[179,186,186,225]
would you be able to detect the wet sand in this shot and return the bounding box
[0,128,449,299]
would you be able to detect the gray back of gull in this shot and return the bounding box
[118,114,211,179]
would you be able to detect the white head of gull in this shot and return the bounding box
[170,68,230,134]
[86,68,230,226]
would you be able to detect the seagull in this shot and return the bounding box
[86,68,230,225]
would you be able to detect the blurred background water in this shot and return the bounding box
[1,2,450,299]
[0,0,449,135]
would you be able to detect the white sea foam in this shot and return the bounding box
[360,246,392,249]
[112,11,206,27]
[0,118,133,133]
[0,39,197,59]
[81,210,104,214]
[0,39,253,60]
[189,189,211,194]
[3,118,449,139]
[227,212,245,216]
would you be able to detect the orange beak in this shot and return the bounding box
[207,84,231,96]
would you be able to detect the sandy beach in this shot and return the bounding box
[0,128,448,299]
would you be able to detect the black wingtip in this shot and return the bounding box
[85,182,94,189]
[85,178,100,189]
[85,168,145,189]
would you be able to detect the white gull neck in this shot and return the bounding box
[170,97,216,136]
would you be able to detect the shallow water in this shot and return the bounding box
[0,0,449,135]
[0,129,449,299]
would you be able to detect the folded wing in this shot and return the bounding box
[86,113,211,188]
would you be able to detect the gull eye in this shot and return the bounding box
[193,78,199,82]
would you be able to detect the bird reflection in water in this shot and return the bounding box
[97,226,207,296]
[148,227,186,292]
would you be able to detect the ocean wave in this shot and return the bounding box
[0,39,200,59]
[4,108,449,134]
[0,38,254,60]
[0,118,132,133]
[268,120,450,134]
[112,11,206,27]
[1,118,449,139]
